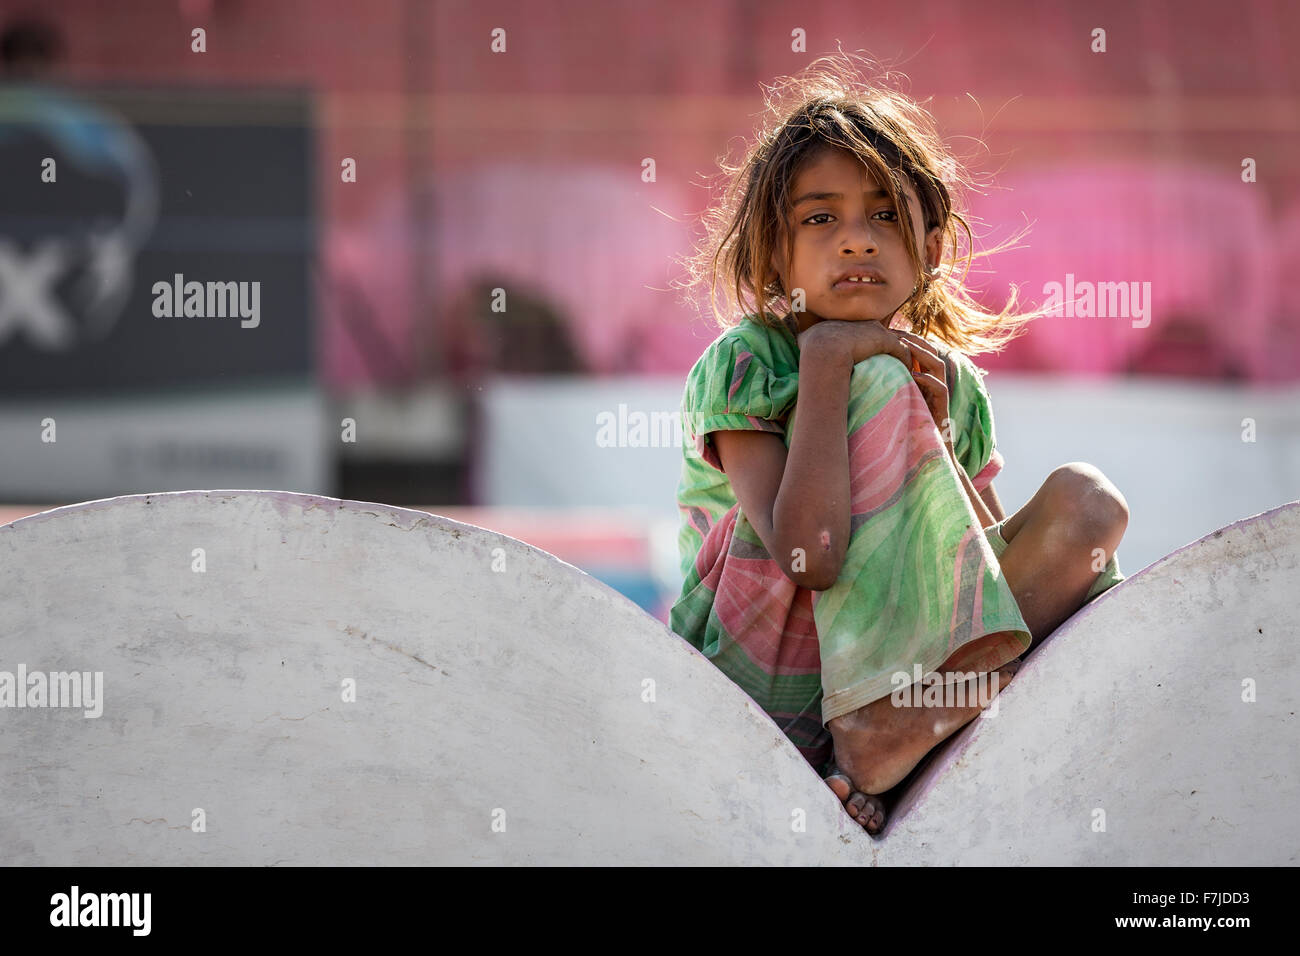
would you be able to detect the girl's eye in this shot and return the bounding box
[802,209,898,226]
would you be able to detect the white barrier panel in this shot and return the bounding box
[2,492,1295,865]
[875,501,1300,865]
[0,491,866,865]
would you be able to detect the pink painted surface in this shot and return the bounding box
[971,163,1281,381]
[325,165,714,382]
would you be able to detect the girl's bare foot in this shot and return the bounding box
[824,763,887,833]
[828,662,1018,797]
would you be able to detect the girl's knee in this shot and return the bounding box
[1043,462,1129,541]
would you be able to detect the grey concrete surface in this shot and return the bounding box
[874,501,1300,865]
[0,491,867,865]
[1,492,1294,865]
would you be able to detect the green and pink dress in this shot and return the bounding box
[670,313,1123,773]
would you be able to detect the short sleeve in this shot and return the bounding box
[680,331,800,473]
[945,349,1004,492]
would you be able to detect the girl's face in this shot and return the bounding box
[771,147,942,334]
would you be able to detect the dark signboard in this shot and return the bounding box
[0,84,314,398]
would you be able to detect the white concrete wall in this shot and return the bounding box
[0,491,867,865]
[985,375,1300,581]
[479,374,1300,587]
[2,492,1294,863]
[0,385,330,501]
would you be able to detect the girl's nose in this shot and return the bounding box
[840,218,879,255]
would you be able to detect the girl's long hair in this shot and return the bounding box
[675,50,1046,355]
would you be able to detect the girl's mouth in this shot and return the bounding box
[832,277,887,291]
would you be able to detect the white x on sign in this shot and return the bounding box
[0,238,76,349]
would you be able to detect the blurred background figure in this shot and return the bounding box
[1,0,1297,623]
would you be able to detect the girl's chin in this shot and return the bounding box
[814,312,891,324]
[811,296,908,323]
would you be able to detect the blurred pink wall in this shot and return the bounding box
[29,0,1300,385]
[971,162,1282,381]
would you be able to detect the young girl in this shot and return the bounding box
[670,54,1130,835]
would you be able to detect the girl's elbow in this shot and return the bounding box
[791,554,845,591]
[773,527,846,589]
[808,563,845,591]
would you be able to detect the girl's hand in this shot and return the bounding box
[894,329,956,451]
[798,318,912,370]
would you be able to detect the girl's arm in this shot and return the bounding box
[979,481,1007,524]
[713,340,856,590]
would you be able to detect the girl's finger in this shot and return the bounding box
[912,374,951,430]
[911,370,946,401]
[894,328,934,351]
[908,351,946,389]
[891,335,924,366]
[894,329,938,355]
[895,330,943,368]
[896,331,951,386]
[883,333,911,368]
[897,335,945,380]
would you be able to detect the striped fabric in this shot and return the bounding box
[669,314,1032,772]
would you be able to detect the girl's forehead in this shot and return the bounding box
[791,149,921,203]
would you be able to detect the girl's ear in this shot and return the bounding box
[923,226,943,271]
[769,236,787,287]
